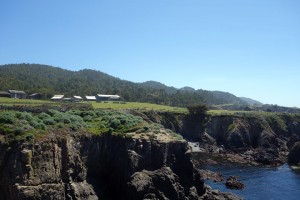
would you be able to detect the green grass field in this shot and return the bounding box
[207,109,254,115]
[0,97,54,105]
[91,101,187,112]
[0,97,186,113]
[2,97,287,117]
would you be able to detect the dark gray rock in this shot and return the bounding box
[0,133,206,200]
[127,167,186,200]
[225,176,245,190]
[288,141,300,166]
[200,185,243,200]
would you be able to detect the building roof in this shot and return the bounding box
[8,90,26,94]
[85,96,96,100]
[0,91,10,95]
[51,95,64,100]
[97,94,120,99]
[73,96,83,100]
[29,93,40,96]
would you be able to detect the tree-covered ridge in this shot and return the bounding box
[0,63,246,106]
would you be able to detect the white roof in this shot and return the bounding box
[51,95,64,100]
[97,94,120,98]
[85,96,96,100]
[73,96,83,99]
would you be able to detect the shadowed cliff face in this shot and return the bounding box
[140,111,300,166]
[140,112,281,149]
[0,133,204,200]
[142,111,300,149]
[288,141,300,166]
[206,116,279,149]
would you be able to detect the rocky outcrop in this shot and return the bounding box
[0,135,98,200]
[140,111,295,166]
[225,176,245,190]
[288,141,300,166]
[0,133,205,200]
[192,115,287,166]
[200,185,243,200]
[206,116,278,150]
[127,167,192,200]
[134,110,206,141]
[198,169,224,182]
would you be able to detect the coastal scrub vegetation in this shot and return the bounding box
[0,109,183,144]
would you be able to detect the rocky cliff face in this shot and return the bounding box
[288,141,300,166]
[206,115,279,149]
[0,133,204,200]
[140,111,282,149]
[140,111,300,166]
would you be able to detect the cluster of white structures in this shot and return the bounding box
[50,94,121,102]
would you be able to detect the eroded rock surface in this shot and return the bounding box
[225,176,245,190]
[0,133,206,200]
[288,141,300,166]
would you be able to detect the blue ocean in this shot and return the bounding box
[204,164,300,200]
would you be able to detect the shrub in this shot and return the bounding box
[14,120,34,135]
[16,112,33,122]
[110,119,121,129]
[38,112,51,120]
[43,118,55,125]
[0,112,15,124]
[30,119,45,130]
[83,115,93,122]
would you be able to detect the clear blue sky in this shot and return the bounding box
[1,0,300,107]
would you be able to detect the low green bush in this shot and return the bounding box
[0,112,15,124]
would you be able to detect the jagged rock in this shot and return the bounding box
[0,133,206,200]
[200,132,217,146]
[288,141,300,166]
[225,176,245,190]
[287,135,300,150]
[200,185,243,200]
[127,167,186,200]
[199,169,224,182]
[253,148,284,166]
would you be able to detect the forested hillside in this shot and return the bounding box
[239,97,263,105]
[0,64,246,107]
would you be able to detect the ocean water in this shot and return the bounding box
[204,164,300,200]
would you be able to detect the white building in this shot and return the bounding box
[85,96,96,101]
[51,95,64,101]
[96,94,120,101]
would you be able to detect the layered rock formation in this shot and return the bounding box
[140,111,300,166]
[288,141,300,166]
[0,133,205,200]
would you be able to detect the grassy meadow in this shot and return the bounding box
[3,97,295,119]
[0,97,186,113]
[91,101,186,112]
[0,97,54,106]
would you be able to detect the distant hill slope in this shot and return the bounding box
[179,86,196,92]
[0,63,246,106]
[140,81,177,94]
[239,97,263,106]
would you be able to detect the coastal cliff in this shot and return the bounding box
[0,108,246,200]
[2,107,299,199]
[0,133,205,200]
[140,111,300,166]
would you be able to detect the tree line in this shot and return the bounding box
[0,64,246,107]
